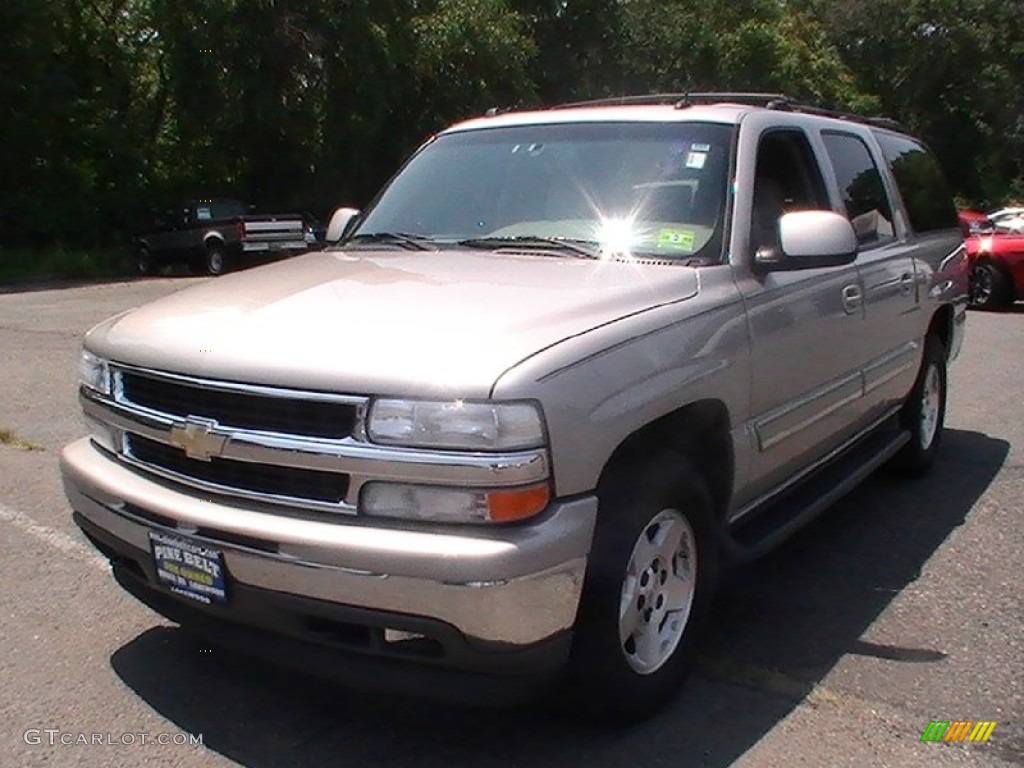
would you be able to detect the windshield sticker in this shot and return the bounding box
[657,228,696,251]
[691,143,711,152]
[685,151,707,170]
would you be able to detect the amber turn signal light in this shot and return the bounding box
[486,484,551,523]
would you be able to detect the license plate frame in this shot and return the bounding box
[149,531,229,605]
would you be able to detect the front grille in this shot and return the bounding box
[126,434,350,505]
[120,371,357,439]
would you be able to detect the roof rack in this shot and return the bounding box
[765,98,907,131]
[551,92,793,110]
[548,92,906,132]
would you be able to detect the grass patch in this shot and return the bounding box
[0,428,44,452]
[0,246,132,284]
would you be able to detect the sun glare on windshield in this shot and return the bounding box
[594,216,642,257]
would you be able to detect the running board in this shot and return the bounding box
[723,427,912,563]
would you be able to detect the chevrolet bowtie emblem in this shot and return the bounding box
[168,418,228,461]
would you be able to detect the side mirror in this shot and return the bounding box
[755,210,857,271]
[326,207,361,244]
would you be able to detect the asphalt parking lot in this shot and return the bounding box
[0,277,1021,767]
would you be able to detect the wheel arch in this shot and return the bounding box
[596,399,734,524]
[926,303,954,360]
[203,233,226,251]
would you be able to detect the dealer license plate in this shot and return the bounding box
[149,531,228,605]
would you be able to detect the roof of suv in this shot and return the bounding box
[444,93,906,136]
[447,104,750,133]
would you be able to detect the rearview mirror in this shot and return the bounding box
[326,207,361,244]
[755,210,857,271]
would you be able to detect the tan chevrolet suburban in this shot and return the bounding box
[61,93,968,722]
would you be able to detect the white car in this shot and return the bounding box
[988,207,1024,233]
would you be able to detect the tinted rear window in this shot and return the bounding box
[874,132,958,233]
[195,200,246,221]
[821,132,895,245]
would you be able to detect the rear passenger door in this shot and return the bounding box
[818,130,921,421]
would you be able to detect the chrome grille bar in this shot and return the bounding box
[81,368,550,516]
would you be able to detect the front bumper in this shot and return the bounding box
[61,438,596,674]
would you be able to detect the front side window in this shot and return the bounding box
[821,132,895,246]
[351,122,735,260]
[750,129,830,255]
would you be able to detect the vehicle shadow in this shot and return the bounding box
[109,428,1008,768]
[968,302,1024,315]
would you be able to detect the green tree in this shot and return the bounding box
[807,0,1024,205]
[619,0,872,110]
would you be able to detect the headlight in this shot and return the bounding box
[366,399,545,451]
[361,482,550,524]
[79,349,111,395]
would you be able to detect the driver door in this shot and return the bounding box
[733,126,869,510]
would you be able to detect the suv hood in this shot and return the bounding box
[88,249,698,397]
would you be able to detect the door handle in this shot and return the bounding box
[899,272,915,295]
[842,284,862,314]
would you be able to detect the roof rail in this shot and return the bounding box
[766,99,907,132]
[549,91,906,132]
[551,92,794,110]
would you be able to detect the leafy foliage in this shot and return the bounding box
[3,0,1022,249]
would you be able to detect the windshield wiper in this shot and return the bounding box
[346,232,437,251]
[457,236,600,259]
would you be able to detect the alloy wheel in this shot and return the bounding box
[618,509,697,675]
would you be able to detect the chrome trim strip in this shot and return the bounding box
[753,372,864,452]
[117,446,357,514]
[731,406,901,524]
[110,363,369,406]
[863,361,915,395]
[862,341,919,395]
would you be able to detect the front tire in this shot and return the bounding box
[889,335,947,477]
[565,459,718,723]
[136,247,154,276]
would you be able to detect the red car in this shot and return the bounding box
[958,209,990,237]
[966,230,1024,309]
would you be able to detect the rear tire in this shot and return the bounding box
[888,335,947,477]
[564,457,718,724]
[205,243,228,276]
[969,262,1012,310]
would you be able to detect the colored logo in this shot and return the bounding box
[921,721,996,742]
[168,418,227,462]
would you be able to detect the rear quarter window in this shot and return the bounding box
[874,132,958,233]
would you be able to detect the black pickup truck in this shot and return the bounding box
[136,199,310,276]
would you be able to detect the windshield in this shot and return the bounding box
[351,122,735,260]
